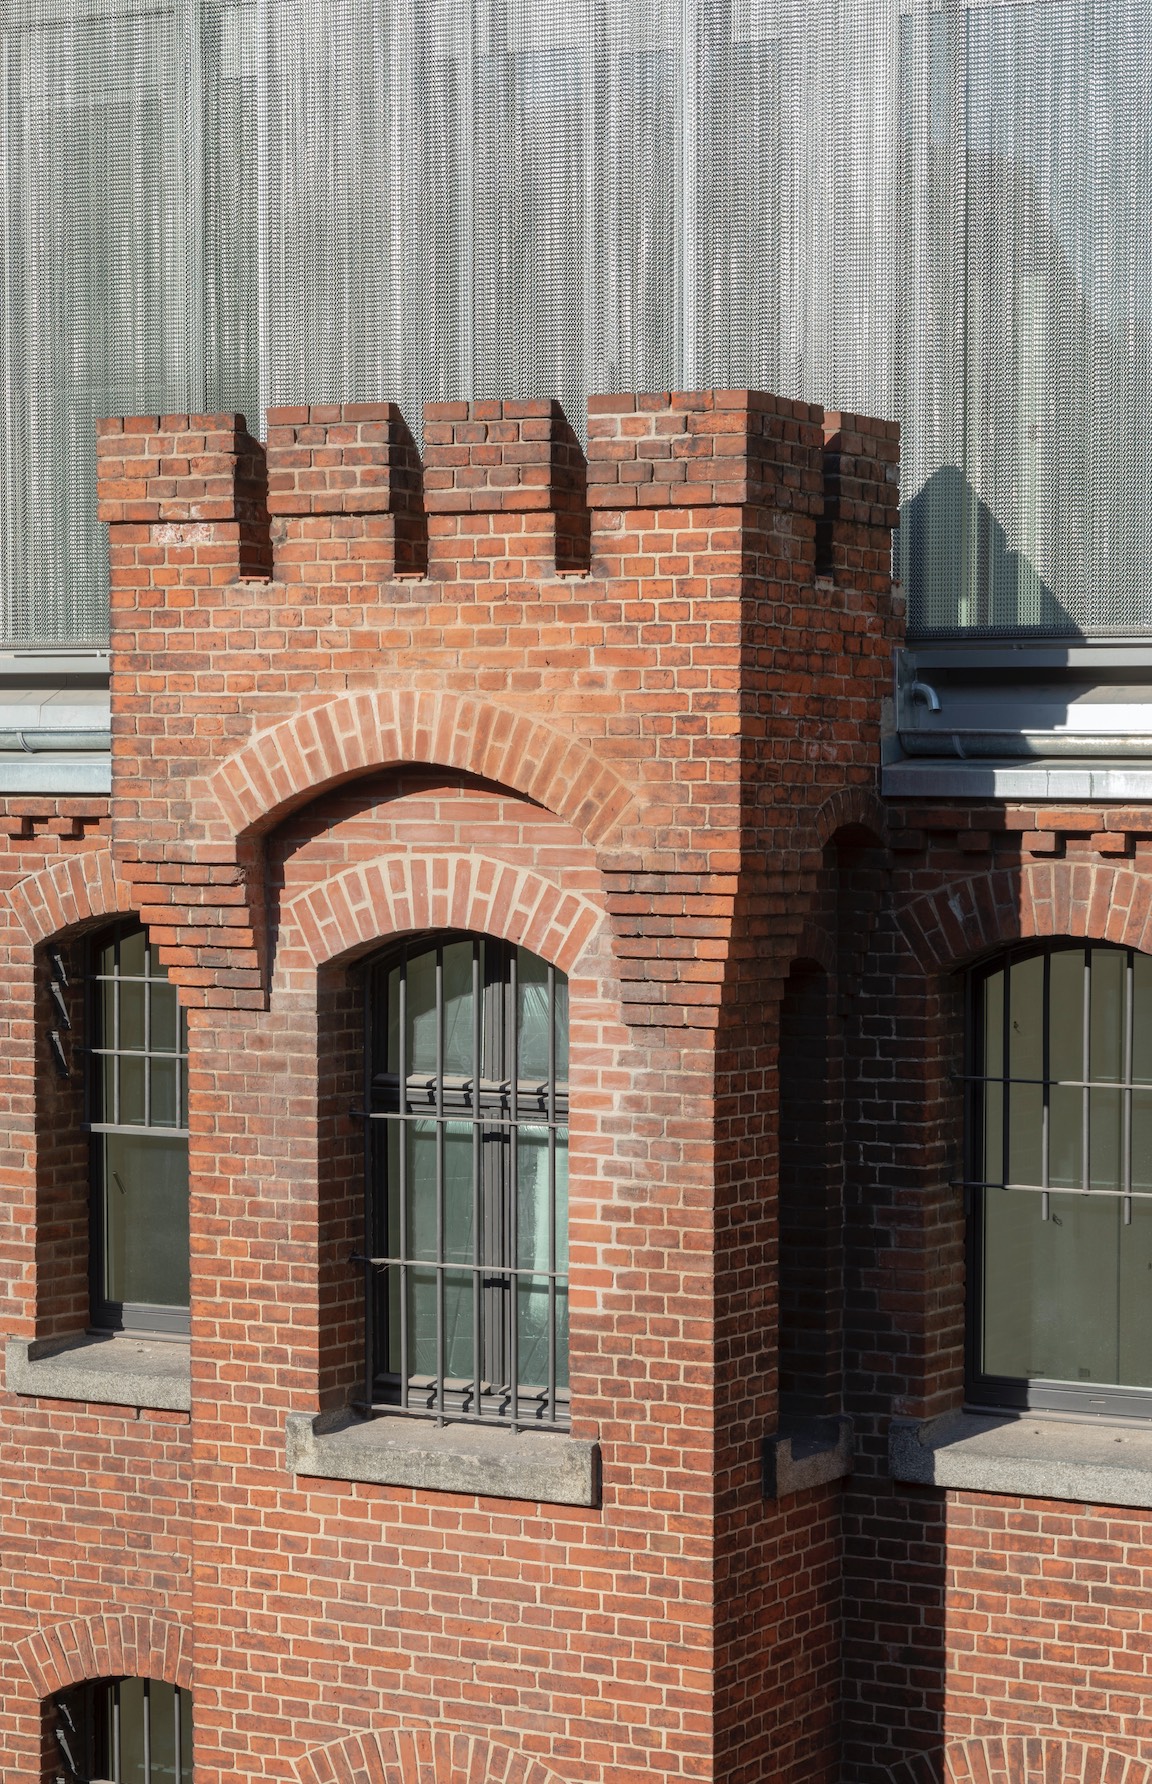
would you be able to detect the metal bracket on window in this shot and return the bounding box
[47,946,71,1076]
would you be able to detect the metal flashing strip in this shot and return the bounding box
[882,758,1152,802]
[0,751,110,794]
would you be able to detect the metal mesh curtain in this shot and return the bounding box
[0,0,257,645]
[2,0,1150,643]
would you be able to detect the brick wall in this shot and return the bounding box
[10,389,1152,1784]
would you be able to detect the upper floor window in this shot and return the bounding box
[54,1675,192,1783]
[361,933,569,1430]
[967,941,1152,1418]
[89,923,189,1334]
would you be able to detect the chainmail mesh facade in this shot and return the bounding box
[0,0,1148,643]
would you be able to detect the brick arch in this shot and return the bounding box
[900,860,1152,975]
[887,1737,1152,1784]
[6,846,134,947]
[15,1612,193,1698]
[208,689,640,848]
[295,1724,566,1784]
[280,851,607,977]
[813,785,887,850]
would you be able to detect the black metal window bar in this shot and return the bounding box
[966,941,1152,1416]
[89,923,190,1335]
[53,1677,192,1784]
[357,933,569,1431]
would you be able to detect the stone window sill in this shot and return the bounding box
[5,1333,191,1413]
[889,1408,1152,1509]
[762,1415,854,1498]
[286,1410,601,1506]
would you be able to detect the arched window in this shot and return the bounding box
[968,941,1152,1417]
[361,933,569,1429]
[53,1676,192,1783]
[89,922,189,1333]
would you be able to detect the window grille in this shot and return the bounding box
[3,0,1150,643]
[53,1677,192,1784]
[966,942,1152,1418]
[358,933,569,1431]
[89,922,189,1334]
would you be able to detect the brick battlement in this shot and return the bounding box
[95,392,899,585]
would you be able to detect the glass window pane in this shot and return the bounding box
[117,1677,147,1784]
[442,1268,474,1382]
[518,1274,551,1391]
[1134,955,1152,1083]
[150,1057,179,1128]
[102,1132,190,1310]
[406,949,438,1076]
[1132,1089,1152,1191]
[1119,1200,1152,1388]
[443,1122,475,1265]
[983,1187,1121,1386]
[441,940,475,1077]
[516,1127,551,1271]
[1048,1083,1082,1190]
[118,1054,146,1126]
[1090,947,1126,1083]
[148,1676,180,1784]
[1048,947,1084,1083]
[119,927,147,977]
[99,975,117,1048]
[982,965,1004,1078]
[1007,952,1044,1079]
[982,1080,1004,1185]
[386,963,401,1075]
[1006,1082,1042,1188]
[119,977,146,1050]
[405,1121,438,1262]
[517,950,552,1082]
[150,981,179,1052]
[1089,1087,1124,1192]
[555,1131,569,1273]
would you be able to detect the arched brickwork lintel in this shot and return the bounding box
[208,689,641,850]
[900,860,1152,977]
[15,1612,193,1699]
[813,785,888,852]
[282,851,610,982]
[6,846,135,949]
[784,922,836,979]
[888,1736,1152,1784]
[294,1724,566,1784]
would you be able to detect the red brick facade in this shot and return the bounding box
[1,392,1149,1784]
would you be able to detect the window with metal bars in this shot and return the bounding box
[359,933,569,1430]
[53,1676,192,1784]
[89,922,189,1334]
[967,941,1152,1418]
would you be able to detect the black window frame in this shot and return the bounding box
[53,1675,192,1784]
[87,920,190,1337]
[357,930,570,1433]
[965,938,1152,1421]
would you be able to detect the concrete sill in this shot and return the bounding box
[286,1410,600,1506]
[889,1409,1152,1509]
[763,1415,854,1498]
[5,1333,191,1413]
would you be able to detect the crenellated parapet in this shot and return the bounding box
[94,391,900,1003]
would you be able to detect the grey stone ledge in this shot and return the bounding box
[890,1409,1152,1509]
[763,1415,854,1498]
[5,1333,191,1412]
[286,1409,600,1506]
